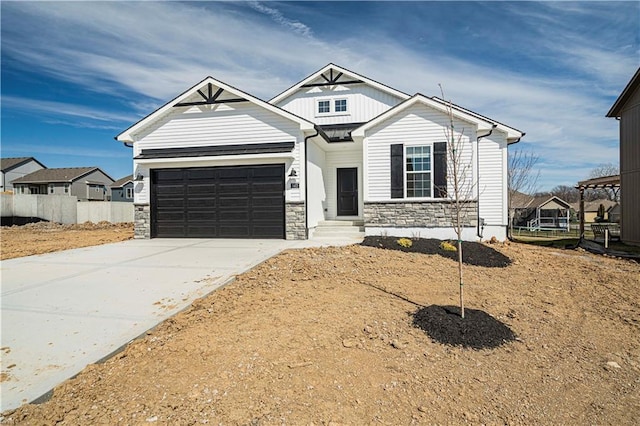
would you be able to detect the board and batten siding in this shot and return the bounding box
[132,102,304,205]
[275,85,404,125]
[620,85,640,244]
[364,104,474,201]
[324,149,363,219]
[477,132,508,229]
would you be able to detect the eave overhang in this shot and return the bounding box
[606,67,640,118]
[269,63,410,105]
[116,77,314,143]
[351,94,520,140]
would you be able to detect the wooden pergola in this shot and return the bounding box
[575,175,620,239]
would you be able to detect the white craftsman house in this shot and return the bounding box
[116,64,523,240]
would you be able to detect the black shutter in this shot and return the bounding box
[390,144,404,198]
[433,142,447,198]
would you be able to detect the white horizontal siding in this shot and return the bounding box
[365,103,474,201]
[275,84,403,125]
[135,103,300,150]
[131,102,304,205]
[478,131,508,228]
[324,149,363,219]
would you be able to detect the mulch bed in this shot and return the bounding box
[412,305,517,350]
[361,236,511,268]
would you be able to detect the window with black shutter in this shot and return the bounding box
[390,144,404,198]
[433,142,447,198]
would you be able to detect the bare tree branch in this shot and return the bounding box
[439,84,476,319]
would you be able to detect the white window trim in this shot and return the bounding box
[48,184,54,194]
[64,183,70,194]
[125,187,134,199]
[404,144,434,200]
[315,96,350,117]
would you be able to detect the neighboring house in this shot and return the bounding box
[12,167,114,201]
[571,199,618,223]
[607,66,640,245]
[0,157,46,192]
[110,175,134,202]
[511,192,571,230]
[116,63,524,240]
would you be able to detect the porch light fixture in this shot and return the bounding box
[135,173,144,181]
[288,168,299,189]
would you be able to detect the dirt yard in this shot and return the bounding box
[1,234,639,424]
[0,222,133,260]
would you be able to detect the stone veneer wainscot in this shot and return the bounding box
[134,204,151,239]
[286,201,306,240]
[364,200,478,228]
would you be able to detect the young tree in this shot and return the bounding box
[439,85,474,319]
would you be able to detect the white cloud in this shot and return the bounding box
[2,1,636,190]
[3,95,136,123]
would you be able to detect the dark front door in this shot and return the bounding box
[337,167,358,216]
[151,165,285,238]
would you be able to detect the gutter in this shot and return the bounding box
[303,127,321,238]
[476,124,497,239]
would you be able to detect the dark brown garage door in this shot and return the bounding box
[151,165,285,238]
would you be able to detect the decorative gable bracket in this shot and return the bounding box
[301,69,363,88]
[174,83,248,107]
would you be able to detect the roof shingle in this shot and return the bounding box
[12,167,99,184]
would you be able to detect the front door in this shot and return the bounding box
[337,167,358,216]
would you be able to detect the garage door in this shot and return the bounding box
[151,165,285,238]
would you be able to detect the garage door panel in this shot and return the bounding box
[218,168,250,179]
[156,199,185,209]
[187,185,216,195]
[188,169,217,179]
[187,199,217,209]
[187,211,216,220]
[154,170,184,181]
[152,165,284,238]
[252,196,284,207]
[218,183,249,194]
[219,226,250,237]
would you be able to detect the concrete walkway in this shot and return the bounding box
[0,236,362,412]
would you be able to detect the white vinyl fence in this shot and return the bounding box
[1,194,133,224]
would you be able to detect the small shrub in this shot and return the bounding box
[397,238,413,248]
[440,241,457,252]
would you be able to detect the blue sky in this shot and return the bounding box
[1,1,638,190]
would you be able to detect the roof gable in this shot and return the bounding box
[111,175,134,188]
[12,167,111,184]
[351,94,512,138]
[269,63,410,106]
[116,76,315,142]
[1,157,45,172]
[607,67,640,117]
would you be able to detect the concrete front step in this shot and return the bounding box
[312,221,365,238]
[317,220,364,227]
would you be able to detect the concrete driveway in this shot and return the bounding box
[0,237,358,412]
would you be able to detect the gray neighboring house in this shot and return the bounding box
[12,167,114,201]
[607,66,640,245]
[1,157,46,192]
[110,175,134,202]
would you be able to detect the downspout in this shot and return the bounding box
[476,124,497,239]
[505,133,525,241]
[303,127,320,239]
